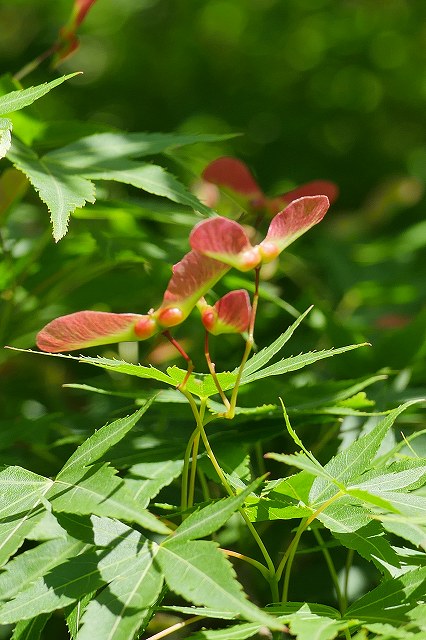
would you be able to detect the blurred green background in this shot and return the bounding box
[2,0,426,203]
[1,0,425,463]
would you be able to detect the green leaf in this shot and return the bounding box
[245,473,315,522]
[58,405,153,479]
[76,553,163,640]
[240,343,369,385]
[239,306,313,378]
[352,464,426,492]
[266,452,336,486]
[380,518,426,550]
[7,140,96,241]
[0,117,12,159]
[0,537,86,601]
[309,401,422,506]
[65,592,94,640]
[345,567,426,624]
[172,478,263,542]
[84,161,211,214]
[157,540,283,629]
[0,550,104,624]
[125,459,184,509]
[11,614,51,640]
[166,366,237,398]
[0,467,52,567]
[46,131,235,167]
[289,615,345,640]
[47,463,170,535]
[76,356,174,385]
[189,622,263,639]
[326,516,401,575]
[0,73,78,115]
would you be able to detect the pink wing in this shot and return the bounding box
[190,217,260,271]
[202,289,251,335]
[260,195,330,258]
[36,310,155,352]
[203,157,265,204]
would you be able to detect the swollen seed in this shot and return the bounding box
[259,240,279,262]
[201,308,217,332]
[134,315,157,339]
[158,307,184,327]
[239,247,261,271]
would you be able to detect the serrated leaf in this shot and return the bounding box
[11,614,51,640]
[289,615,344,640]
[66,592,94,639]
[239,306,313,377]
[325,515,401,575]
[84,161,211,214]
[47,463,170,534]
[0,73,78,115]
[0,467,52,567]
[46,131,235,167]
[245,473,314,522]
[58,405,153,479]
[0,537,86,601]
[0,550,104,624]
[352,464,426,493]
[240,343,369,385]
[0,117,12,159]
[76,551,162,640]
[266,452,336,486]
[157,540,282,629]
[310,401,422,506]
[77,356,174,385]
[172,478,263,543]
[380,518,426,550]
[125,459,184,509]
[189,622,262,639]
[345,567,426,624]
[166,366,236,398]
[7,140,96,241]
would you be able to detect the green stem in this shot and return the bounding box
[146,615,205,640]
[223,549,271,581]
[188,401,205,508]
[181,427,199,514]
[343,548,354,614]
[276,491,345,591]
[204,331,230,410]
[197,466,210,502]
[226,266,260,418]
[312,528,344,614]
[280,519,306,602]
[179,387,279,602]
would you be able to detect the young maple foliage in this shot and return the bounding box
[203,156,338,213]
[36,190,330,353]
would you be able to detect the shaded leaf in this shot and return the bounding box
[58,405,153,478]
[47,463,170,534]
[0,467,52,567]
[7,140,95,241]
[172,478,263,542]
[157,540,282,629]
[345,567,426,624]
